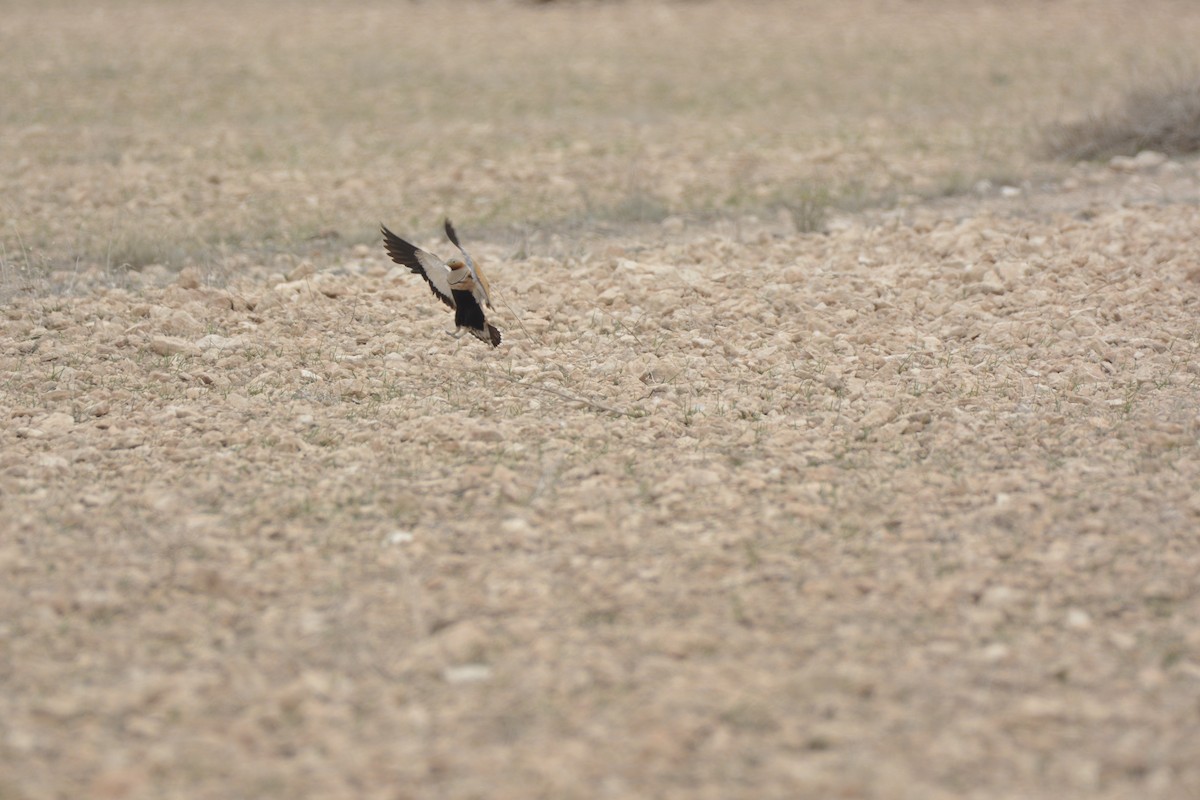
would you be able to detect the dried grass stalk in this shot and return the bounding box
[1043,77,1200,161]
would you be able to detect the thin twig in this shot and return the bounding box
[493,285,537,345]
[489,369,637,417]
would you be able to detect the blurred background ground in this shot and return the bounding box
[4,0,1197,283]
[2,1,1200,798]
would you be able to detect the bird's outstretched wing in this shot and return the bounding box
[381,224,454,309]
[443,218,492,309]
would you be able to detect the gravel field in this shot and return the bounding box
[3,2,1200,798]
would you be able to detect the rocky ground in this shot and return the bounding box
[3,1,1200,798]
[4,156,1200,799]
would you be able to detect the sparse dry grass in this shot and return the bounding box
[4,2,1200,800]
[1043,75,1200,161]
[8,0,1199,284]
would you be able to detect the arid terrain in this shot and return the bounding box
[3,2,1200,798]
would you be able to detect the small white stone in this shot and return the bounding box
[38,454,70,471]
[442,664,492,684]
[981,642,1010,662]
[1066,608,1092,630]
[1132,150,1167,169]
[195,334,241,351]
[1109,155,1138,172]
[384,530,414,545]
[500,517,533,536]
[149,336,199,357]
[39,412,76,435]
[980,585,1021,607]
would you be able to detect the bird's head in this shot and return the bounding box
[446,257,475,290]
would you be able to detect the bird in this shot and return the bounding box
[381,218,501,347]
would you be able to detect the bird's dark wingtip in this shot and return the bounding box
[444,218,461,248]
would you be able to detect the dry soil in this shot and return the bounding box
[2,2,1200,799]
